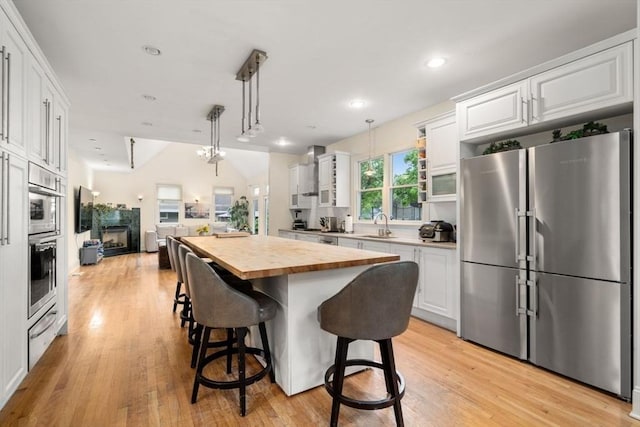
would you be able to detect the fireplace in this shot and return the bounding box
[102,225,131,257]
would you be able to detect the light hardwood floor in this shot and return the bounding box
[0,252,637,426]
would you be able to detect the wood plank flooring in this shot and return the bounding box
[0,252,637,426]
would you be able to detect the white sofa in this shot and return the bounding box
[144,222,230,252]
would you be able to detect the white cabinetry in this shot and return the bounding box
[289,164,311,209]
[413,247,456,327]
[55,182,67,333]
[0,13,27,155]
[0,151,28,408]
[338,237,458,331]
[278,230,297,240]
[457,81,528,142]
[529,42,632,124]
[27,59,66,174]
[415,112,457,202]
[457,42,633,142]
[318,152,350,208]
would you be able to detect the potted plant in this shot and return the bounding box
[228,196,250,232]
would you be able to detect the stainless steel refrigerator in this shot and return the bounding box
[460,130,632,399]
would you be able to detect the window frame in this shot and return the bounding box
[156,184,182,224]
[212,187,235,222]
[389,148,422,221]
[355,155,384,221]
[352,147,423,225]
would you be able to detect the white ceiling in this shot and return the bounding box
[12,0,637,171]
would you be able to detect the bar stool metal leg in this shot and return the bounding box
[380,339,404,427]
[259,322,275,383]
[330,336,350,427]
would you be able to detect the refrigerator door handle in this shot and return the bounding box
[515,275,526,316]
[515,208,527,262]
[526,279,537,317]
[526,208,536,267]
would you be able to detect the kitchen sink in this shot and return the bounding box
[362,235,397,239]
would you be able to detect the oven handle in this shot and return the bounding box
[32,234,60,245]
[29,310,57,339]
[28,184,65,198]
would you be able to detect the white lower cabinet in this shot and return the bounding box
[0,151,28,408]
[413,247,457,327]
[339,238,458,331]
[278,230,297,240]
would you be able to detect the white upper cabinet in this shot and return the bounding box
[415,111,458,202]
[318,152,350,208]
[529,42,632,124]
[457,81,528,142]
[0,12,27,155]
[457,41,633,142]
[289,164,311,209]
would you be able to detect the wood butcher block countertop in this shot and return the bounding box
[181,235,400,280]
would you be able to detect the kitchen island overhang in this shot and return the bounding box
[182,235,400,395]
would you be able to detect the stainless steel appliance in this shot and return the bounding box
[28,306,58,369]
[28,233,57,318]
[292,219,307,230]
[28,162,63,235]
[419,221,441,239]
[317,234,338,245]
[460,131,632,399]
[320,216,339,232]
[432,221,453,242]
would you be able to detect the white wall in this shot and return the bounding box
[88,143,255,249]
[268,152,301,235]
[67,150,94,272]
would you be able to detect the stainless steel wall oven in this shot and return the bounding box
[27,162,63,318]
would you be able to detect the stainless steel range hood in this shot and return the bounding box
[301,145,325,196]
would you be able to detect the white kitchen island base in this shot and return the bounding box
[251,265,374,396]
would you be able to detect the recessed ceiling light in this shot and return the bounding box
[89,138,96,142]
[142,94,156,101]
[275,138,289,146]
[306,125,317,130]
[141,121,153,126]
[426,57,446,68]
[192,129,202,133]
[142,45,161,56]
[349,99,366,109]
[95,146,102,150]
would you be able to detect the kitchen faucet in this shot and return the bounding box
[373,213,391,236]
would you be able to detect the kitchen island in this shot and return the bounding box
[181,235,400,395]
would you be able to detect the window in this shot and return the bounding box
[157,184,181,223]
[213,187,234,222]
[357,157,384,220]
[390,149,421,220]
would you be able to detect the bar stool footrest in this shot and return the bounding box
[197,347,271,390]
[324,359,405,410]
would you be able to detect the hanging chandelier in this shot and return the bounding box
[364,119,375,177]
[197,105,226,176]
[236,49,267,141]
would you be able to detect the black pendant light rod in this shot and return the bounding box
[255,54,261,128]
[240,79,246,134]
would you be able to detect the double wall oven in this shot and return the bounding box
[28,162,62,319]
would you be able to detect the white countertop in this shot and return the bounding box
[279,229,456,250]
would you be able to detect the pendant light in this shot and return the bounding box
[246,74,255,138]
[253,53,264,133]
[364,119,375,177]
[197,105,226,175]
[236,79,249,142]
[235,49,267,140]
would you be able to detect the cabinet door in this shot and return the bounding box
[360,240,389,254]
[0,16,27,155]
[426,113,457,170]
[318,185,330,206]
[416,247,454,318]
[0,152,28,406]
[53,96,68,174]
[530,42,632,124]
[338,238,360,249]
[318,156,331,187]
[26,58,46,164]
[457,81,528,142]
[278,231,297,240]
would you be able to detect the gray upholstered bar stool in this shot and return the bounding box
[318,261,419,427]
[167,236,187,321]
[185,252,276,416]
